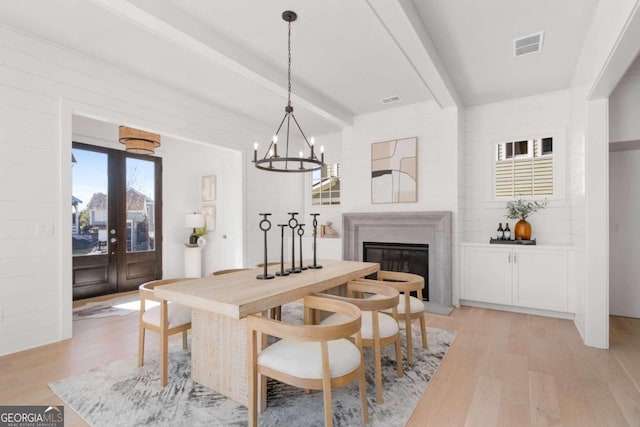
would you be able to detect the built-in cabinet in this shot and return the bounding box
[461,243,571,314]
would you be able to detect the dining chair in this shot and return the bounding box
[247,295,369,427]
[316,280,402,404]
[138,278,194,386]
[352,270,428,365]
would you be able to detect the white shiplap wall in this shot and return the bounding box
[341,101,459,214]
[462,90,572,245]
[0,26,286,356]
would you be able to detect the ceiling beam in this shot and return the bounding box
[366,0,460,109]
[89,0,353,128]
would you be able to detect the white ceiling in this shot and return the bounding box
[0,0,601,137]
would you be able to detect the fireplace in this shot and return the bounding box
[363,242,429,300]
[343,211,453,315]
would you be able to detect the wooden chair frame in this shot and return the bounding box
[352,270,428,365]
[247,295,369,427]
[315,280,402,404]
[138,278,194,386]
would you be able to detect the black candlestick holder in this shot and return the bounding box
[307,213,322,269]
[256,213,274,280]
[275,224,290,277]
[287,212,301,273]
[297,224,307,271]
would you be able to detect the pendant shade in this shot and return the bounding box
[119,126,161,155]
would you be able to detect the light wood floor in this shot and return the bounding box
[1,303,639,426]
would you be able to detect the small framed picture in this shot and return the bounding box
[201,175,216,202]
[202,206,216,231]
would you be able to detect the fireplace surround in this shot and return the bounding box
[343,211,453,315]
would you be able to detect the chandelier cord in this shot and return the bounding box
[287,19,292,108]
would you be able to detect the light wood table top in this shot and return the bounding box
[154,260,379,319]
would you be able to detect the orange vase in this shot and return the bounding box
[514,219,531,240]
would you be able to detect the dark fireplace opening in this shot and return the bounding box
[362,241,429,301]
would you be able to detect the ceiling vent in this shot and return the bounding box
[514,31,544,57]
[380,95,402,104]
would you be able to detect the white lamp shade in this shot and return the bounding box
[185,213,205,229]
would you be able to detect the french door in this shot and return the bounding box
[71,142,162,300]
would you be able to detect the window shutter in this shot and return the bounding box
[495,138,553,198]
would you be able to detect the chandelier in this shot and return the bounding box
[119,126,161,155]
[253,10,325,173]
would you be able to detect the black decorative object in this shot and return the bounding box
[251,10,325,173]
[256,213,275,280]
[307,213,322,269]
[297,224,307,271]
[489,238,536,245]
[275,224,290,277]
[287,212,301,273]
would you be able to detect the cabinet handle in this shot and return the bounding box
[508,253,511,263]
[514,253,517,263]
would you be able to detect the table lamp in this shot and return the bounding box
[185,213,205,245]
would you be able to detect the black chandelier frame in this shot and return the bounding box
[252,10,325,173]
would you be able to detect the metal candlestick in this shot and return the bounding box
[256,213,274,280]
[287,212,301,273]
[297,224,307,271]
[275,224,290,277]
[307,213,322,269]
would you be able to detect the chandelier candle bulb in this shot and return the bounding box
[310,137,315,157]
[253,142,258,162]
[321,145,325,164]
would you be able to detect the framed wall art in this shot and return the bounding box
[371,137,417,203]
[202,205,216,231]
[201,175,216,202]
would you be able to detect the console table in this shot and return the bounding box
[154,259,379,405]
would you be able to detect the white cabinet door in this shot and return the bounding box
[463,246,512,305]
[514,249,568,311]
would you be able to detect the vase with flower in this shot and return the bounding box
[505,199,548,240]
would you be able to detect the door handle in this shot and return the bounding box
[110,238,117,243]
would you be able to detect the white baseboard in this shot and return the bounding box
[459,299,575,320]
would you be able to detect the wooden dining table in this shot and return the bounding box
[154,259,379,405]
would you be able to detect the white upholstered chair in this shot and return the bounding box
[317,280,402,404]
[247,295,369,427]
[138,278,194,386]
[353,270,428,365]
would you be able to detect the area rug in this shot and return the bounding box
[50,323,455,426]
[73,293,148,320]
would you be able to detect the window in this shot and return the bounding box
[495,137,553,197]
[312,163,340,205]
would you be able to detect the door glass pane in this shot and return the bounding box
[126,157,155,253]
[72,149,108,256]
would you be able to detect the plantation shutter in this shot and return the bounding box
[495,138,553,197]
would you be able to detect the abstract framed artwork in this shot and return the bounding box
[201,175,216,202]
[371,137,417,203]
[202,206,216,231]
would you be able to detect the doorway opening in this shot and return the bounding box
[71,142,162,300]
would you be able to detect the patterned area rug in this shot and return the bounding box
[51,317,455,426]
[73,294,147,320]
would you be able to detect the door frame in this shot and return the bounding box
[71,142,163,299]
